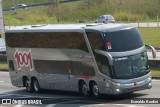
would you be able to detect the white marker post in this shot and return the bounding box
[0,0,5,34]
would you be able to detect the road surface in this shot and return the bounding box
[0,71,160,107]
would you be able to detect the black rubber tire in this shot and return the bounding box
[91,82,100,98]
[25,79,33,93]
[33,79,41,93]
[80,81,90,97]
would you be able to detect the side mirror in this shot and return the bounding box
[145,44,156,58]
[94,49,113,65]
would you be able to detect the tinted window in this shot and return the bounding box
[34,60,95,76]
[104,28,144,52]
[34,60,70,74]
[87,32,105,50]
[72,61,95,76]
[113,51,149,79]
[107,16,113,19]
[95,53,110,76]
[6,32,88,52]
[9,60,15,71]
[87,32,110,75]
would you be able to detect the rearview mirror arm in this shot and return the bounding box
[145,44,156,58]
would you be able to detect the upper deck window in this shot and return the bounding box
[5,32,89,53]
[104,28,144,52]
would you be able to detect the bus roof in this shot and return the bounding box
[5,23,134,33]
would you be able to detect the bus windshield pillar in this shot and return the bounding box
[94,49,113,65]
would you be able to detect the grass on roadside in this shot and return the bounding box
[4,6,57,25]
[150,69,160,77]
[4,0,160,25]
[138,27,160,47]
[0,64,8,70]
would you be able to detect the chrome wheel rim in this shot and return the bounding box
[82,84,88,95]
[34,81,39,92]
[26,81,31,91]
[93,84,99,96]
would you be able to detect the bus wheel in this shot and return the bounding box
[80,81,90,97]
[25,79,33,93]
[91,82,100,97]
[33,79,41,93]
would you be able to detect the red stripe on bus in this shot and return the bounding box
[78,75,94,79]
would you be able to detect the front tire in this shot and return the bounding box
[33,79,41,93]
[91,82,100,98]
[25,79,33,93]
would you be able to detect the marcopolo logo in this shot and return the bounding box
[14,49,33,71]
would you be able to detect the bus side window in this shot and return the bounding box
[95,53,110,76]
[6,32,89,53]
[87,32,110,76]
[86,32,105,50]
[9,60,15,71]
[53,32,89,53]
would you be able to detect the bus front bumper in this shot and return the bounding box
[109,77,152,95]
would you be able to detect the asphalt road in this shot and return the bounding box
[0,71,160,107]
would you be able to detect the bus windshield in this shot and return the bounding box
[112,51,149,79]
[104,27,144,52]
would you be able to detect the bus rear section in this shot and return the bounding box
[5,29,97,95]
[5,24,156,97]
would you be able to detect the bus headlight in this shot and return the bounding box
[115,88,120,92]
[146,77,151,81]
[148,82,152,87]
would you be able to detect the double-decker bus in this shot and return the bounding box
[5,24,156,97]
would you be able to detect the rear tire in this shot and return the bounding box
[25,79,33,93]
[33,79,41,93]
[80,81,90,97]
